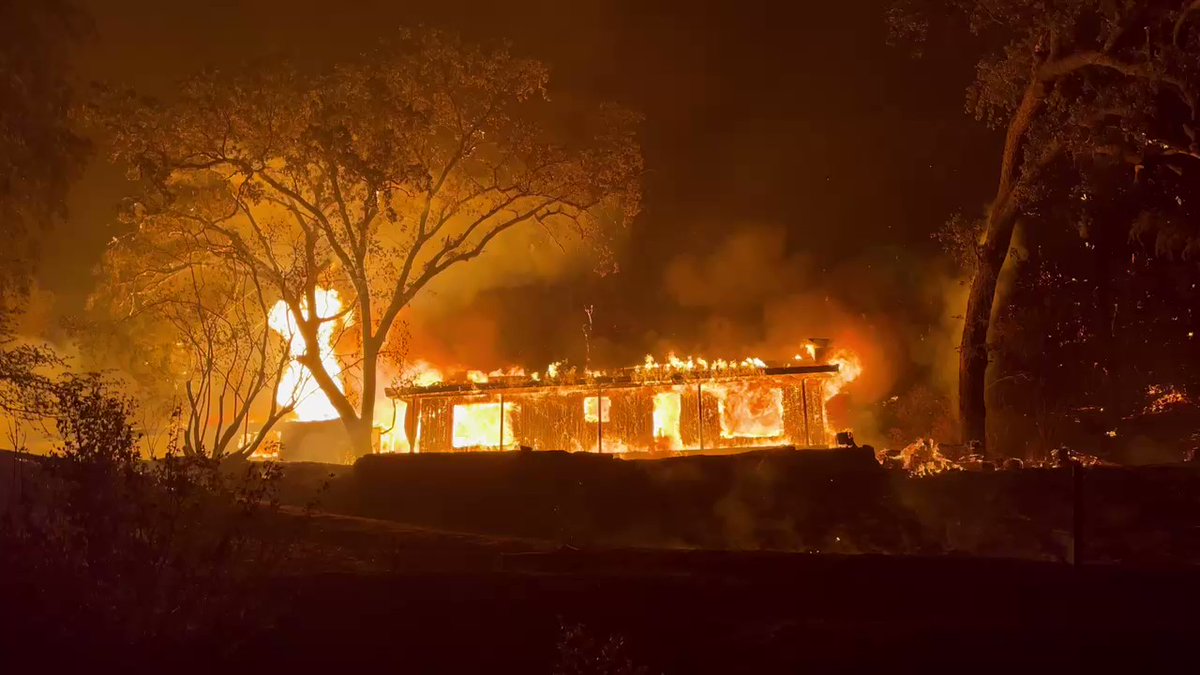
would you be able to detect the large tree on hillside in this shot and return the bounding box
[99,29,643,454]
[891,0,1200,450]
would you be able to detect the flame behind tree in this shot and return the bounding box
[92,241,295,461]
[267,287,347,422]
[98,29,643,454]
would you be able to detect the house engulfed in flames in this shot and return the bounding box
[382,347,851,455]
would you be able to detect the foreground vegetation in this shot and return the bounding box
[4,401,1199,673]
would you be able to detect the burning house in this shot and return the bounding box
[382,351,849,455]
[260,285,860,461]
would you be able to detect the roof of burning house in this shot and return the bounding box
[386,363,839,399]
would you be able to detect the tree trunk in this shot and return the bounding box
[351,341,379,457]
[959,209,1020,451]
[357,338,376,444]
[347,417,375,458]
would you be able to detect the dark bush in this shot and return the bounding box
[0,374,286,666]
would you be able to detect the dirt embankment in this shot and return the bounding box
[278,449,1200,563]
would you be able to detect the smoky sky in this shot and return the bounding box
[57,0,999,409]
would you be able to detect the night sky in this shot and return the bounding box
[58,0,999,408]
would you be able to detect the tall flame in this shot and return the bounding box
[652,391,683,450]
[824,347,862,401]
[451,402,516,449]
[268,288,345,422]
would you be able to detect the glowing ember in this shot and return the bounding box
[896,439,956,476]
[709,381,785,439]
[1143,384,1191,414]
[268,288,345,422]
[652,390,683,450]
[452,401,516,449]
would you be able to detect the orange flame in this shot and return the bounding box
[652,390,684,450]
[708,381,785,439]
[824,347,862,401]
[451,401,516,449]
[268,288,346,422]
[378,344,864,454]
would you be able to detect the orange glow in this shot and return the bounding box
[451,401,516,449]
[639,352,768,376]
[652,390,683,450]
[709,381,785,439]
[464,367,527,384]
[583,396,611,423]
[268,288,345,422]
[376,360,442,453]
[792,343,818,361]
[383,345,861,455]
[377,401,410,453]
[824,347,862,401]
[404,360,444,387]
[1143,384,1190,414]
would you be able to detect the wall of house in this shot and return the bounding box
[403,374,831,454]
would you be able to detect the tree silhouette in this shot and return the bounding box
[892,0,1200,450]
[99,29,643,454]
[0,0,87,304]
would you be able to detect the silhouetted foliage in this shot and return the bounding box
[989,201,1200,460]
[0,0,88,305]
[892,0,1200,448]
[0,0,87,429]
[95,28,643,454]
[0,374,286,659]
[90,247,294,461]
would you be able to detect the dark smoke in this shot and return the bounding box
[401,222,967,447]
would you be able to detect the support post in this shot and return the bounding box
[412,398,422,453]
[696,383,704,451]
[498,393,505,450]
[800,378,811,446]
[596,387,604,453]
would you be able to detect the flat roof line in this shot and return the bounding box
[386,364,839,399]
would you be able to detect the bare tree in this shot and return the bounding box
[99,29,643,454]
[94,236,294,461]
[167,268,293,460]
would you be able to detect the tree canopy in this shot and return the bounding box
[97,29,643,453]
[0,0,89,428]
[0,0,88,305]
[892,0,1200,449]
